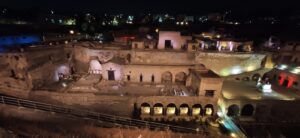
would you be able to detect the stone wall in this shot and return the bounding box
[158,31,185,50]
[123,65,191,83]
[28,90,218,117]
[130,51,195,65]
[222,96,300,122]
[195,52,266,76]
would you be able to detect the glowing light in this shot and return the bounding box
[166,107,176,115]
[192,108,201,115]
[154,107,163,115]
[180,22,184,25]
[231,66,242,75]
[205,108,212,115]
[216,35,221,38]
[246,65,255,72]
[278,74,285,85]
[287,76,295,88]
[220,69,231,76]
[230,133,237,138]
[262,84,272,93]
[176,22,179,25]
[276,64,288,70]
[290,67,300,74]
[180,107,189,115]
[69,30,74,34]
[155,28,159,33]
[141,107,150,114]
[62,82,67,87]
[229,41,233,51]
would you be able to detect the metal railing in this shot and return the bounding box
[0,95,203,134]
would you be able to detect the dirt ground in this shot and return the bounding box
[0,105,228,138]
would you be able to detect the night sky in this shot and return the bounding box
[1,0,300,14]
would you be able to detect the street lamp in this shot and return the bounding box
[69,30,74,34]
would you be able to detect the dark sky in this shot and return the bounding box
[1,0,299,14]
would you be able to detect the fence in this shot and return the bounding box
[0,95,203,134]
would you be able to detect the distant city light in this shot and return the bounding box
[155,28,159,33]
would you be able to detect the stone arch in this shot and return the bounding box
[241,104,254,116]
[192,104,202,116]
[54,65,71,81]
[227,104,240,117]
[153,103,164,115]
[179,104,189,116]
[161,71,172,84]
[204,104,214,116]
[242,76,250,81]
[141,103,151,115]
[252,73,261,81]
[89,59,102,74]
[166,103,177,116]
[175,72,187,85]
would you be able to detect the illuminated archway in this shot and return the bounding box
[54,65,71,81]
[161,71,172,84]
[89,60,102,74]
[241,104,254,116]
[192,104,202,116]
[179,104,189,116]
[153,103,164,115]
[175,72,187,85]
[141,103,151,115]
[227,104,240,117]
[166,103,177,116]
[204,104,214,116]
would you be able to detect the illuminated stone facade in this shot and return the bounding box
[0,31,269,121]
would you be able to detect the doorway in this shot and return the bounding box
[165,40,172,49]
[108,70,115,80]
[282,79,289,87]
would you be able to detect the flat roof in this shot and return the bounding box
[193,69,220,78]
[222,80,299,101]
